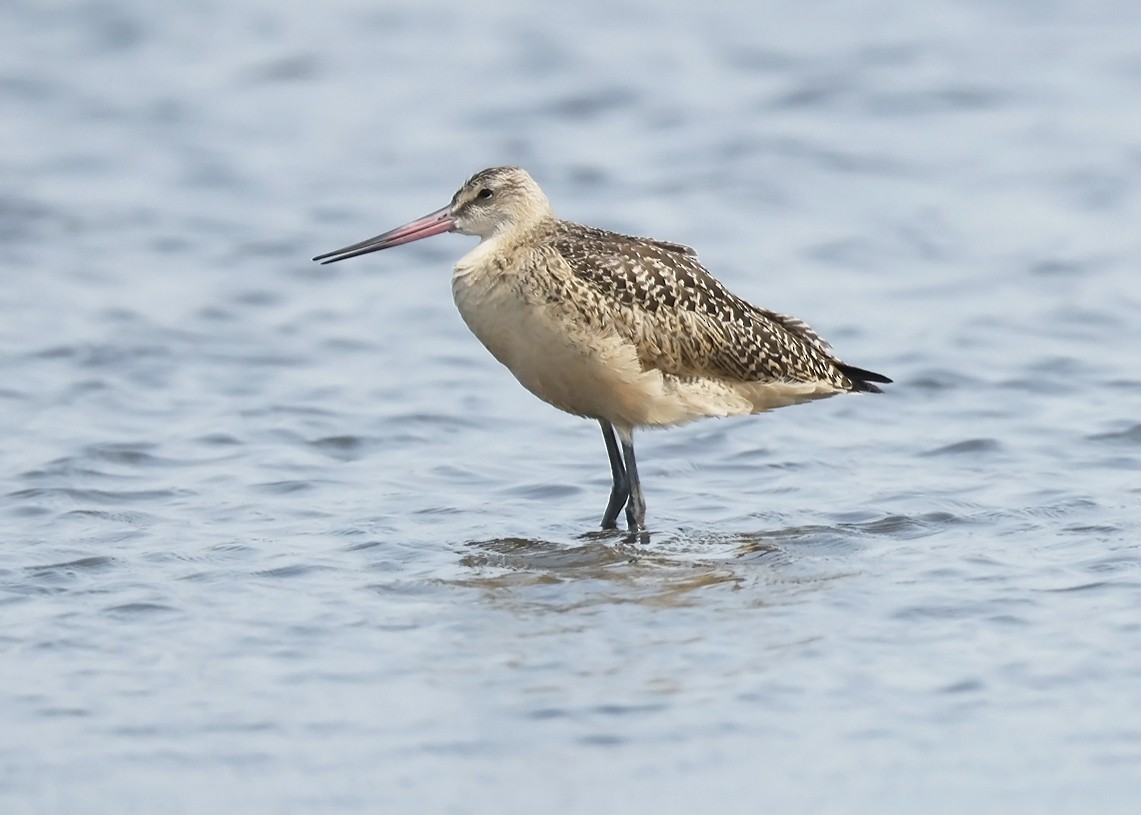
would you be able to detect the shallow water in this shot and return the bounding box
[3,0,1141,812]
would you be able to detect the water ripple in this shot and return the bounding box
[4,1,1141,812]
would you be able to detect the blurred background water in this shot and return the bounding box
[2,0,1141,812]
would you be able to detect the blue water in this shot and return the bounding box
[3,0,1141,812]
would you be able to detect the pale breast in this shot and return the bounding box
[451,255,647,424]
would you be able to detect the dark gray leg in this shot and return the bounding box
[621,437,646,531]
[599,420,629,529]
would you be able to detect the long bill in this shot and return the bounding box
[313,206,455,265]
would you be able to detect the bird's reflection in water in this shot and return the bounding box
[449,526,850,610]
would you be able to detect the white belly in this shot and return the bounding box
[452,261,635,421]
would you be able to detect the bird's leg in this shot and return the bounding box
[621,435,646,531]
[599,420,629,529]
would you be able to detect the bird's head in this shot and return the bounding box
[313,166,551,265]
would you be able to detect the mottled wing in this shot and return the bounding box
[758,309,834,355]
[551,224,851,387]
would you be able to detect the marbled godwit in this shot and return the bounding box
[314,167,890,531]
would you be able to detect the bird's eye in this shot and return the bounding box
[476,188,494,200]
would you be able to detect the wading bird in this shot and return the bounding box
[314,167,890,531]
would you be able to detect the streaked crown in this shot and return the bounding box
[448,167,553,239]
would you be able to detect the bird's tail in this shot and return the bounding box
[838,363,892,394]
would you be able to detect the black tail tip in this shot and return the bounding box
[838,364,892,393]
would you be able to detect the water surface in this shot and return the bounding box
[3,0,1141,812]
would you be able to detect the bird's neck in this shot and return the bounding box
[453,217,553,282]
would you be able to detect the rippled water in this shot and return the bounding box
[3,0,1141,812]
